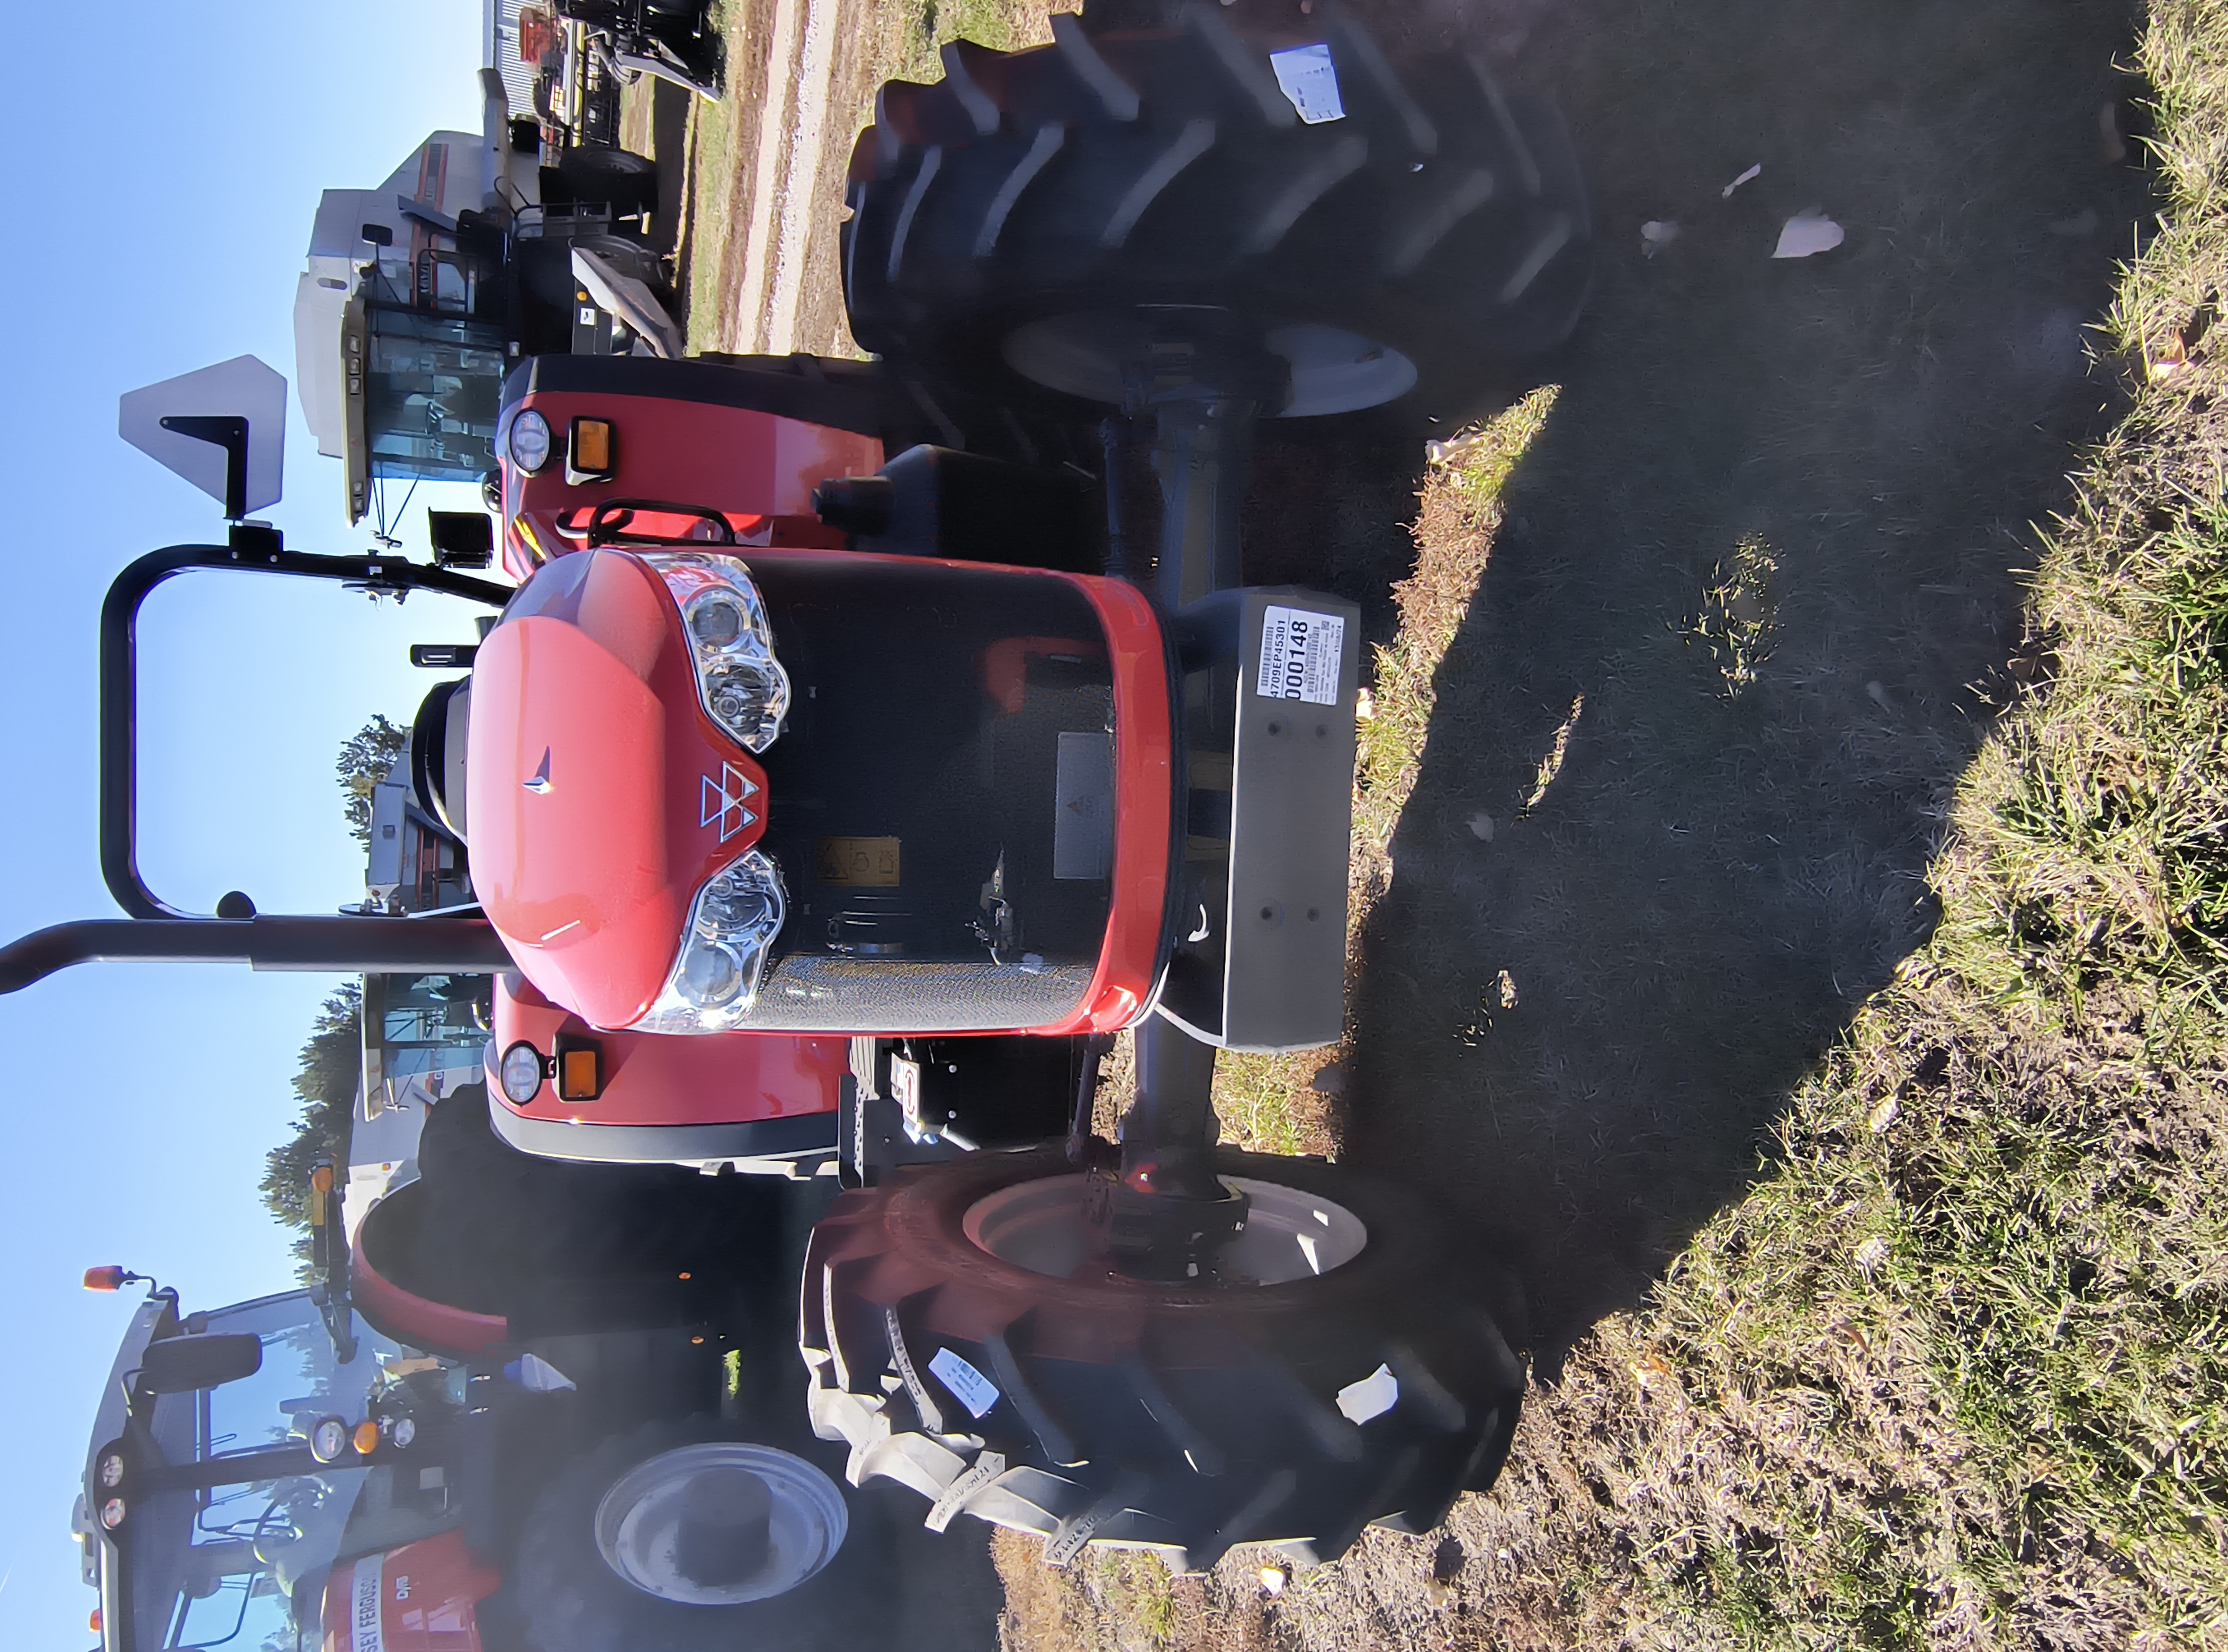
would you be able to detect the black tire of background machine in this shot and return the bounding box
[802,1146,1526,1572]
[559,145,661,217]
[842,7,1591,428]
[512,1418,862,1652]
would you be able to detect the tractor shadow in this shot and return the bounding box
[1288,0,2150,1356]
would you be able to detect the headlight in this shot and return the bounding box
[309,1416,349,1466]
[99,1498,127,1531]
[499,1040,545,1105]
[389,1414,417,1450]
[636,850,787,1032]
[96,1452,125,1490]
[642,552,790,753]
[507,409,553,474]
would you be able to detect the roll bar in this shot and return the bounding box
[0,917,515,995]
[0,525,519,995]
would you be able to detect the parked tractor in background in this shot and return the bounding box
[26,8,1594,1647]
[74,1087,989,1652]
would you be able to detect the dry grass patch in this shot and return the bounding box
[883,0,1065,85]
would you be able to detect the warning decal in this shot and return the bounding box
[928,1347,1002,1418]
[1255,606,1346,706]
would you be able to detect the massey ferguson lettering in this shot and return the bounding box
[350,1556,386,1652]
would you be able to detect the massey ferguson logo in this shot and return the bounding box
[349,1556,387,1652]
[701,761,759,842]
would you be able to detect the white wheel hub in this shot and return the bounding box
[594,1442,848,1605]
[964,1173,1369,1283]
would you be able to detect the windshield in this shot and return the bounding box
[123,1294,397,1651]
[365,972,493,1112]
[363,307,505,484]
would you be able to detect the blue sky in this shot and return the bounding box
[0,5,487,1639]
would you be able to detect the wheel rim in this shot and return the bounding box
[963,1173,1370,1283]
[593,1442,848,1606]
[1002,312,1417,417]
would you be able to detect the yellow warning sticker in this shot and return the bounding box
[817,836,901,887]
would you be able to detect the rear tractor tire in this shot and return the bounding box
[801,1146,1525,1572]
[843,7,1591,427]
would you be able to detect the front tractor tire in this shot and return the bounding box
[801,1147,1524,1572]
[843,8,1592,426]
[512,1421,853,1652]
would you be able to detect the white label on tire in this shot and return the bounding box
[1256,606,1346,706]
[929,1348,1001,1418]
[350,1556,387,1652]
[1335,1363,1400,1425]
[1271,43,1345,124]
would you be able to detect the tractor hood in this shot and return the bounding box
[469,550,768,1028]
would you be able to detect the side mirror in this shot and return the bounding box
[429,510,495,570]
[361,222,394,248]
[139,1332,263,1396]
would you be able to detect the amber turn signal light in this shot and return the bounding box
[567,417,615,483]
[84,1266,136,1293]
[556,1043,604,1102]
[353,1420,381,1456]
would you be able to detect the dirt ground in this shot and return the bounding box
[664,0,2168,1643]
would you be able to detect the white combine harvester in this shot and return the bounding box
[294,7,688,533]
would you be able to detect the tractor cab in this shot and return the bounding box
[76,1286,463,1652]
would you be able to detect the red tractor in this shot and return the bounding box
[21,8,1590,1645]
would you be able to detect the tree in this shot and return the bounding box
[260,982,361,1273]
[337,715,409,848]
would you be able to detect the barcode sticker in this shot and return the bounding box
[929,1347,1002,1418]
[1255,606,1346,706]
[1270,43,1346,124]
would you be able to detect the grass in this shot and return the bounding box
[885,0,1057,83]
[1684,532,1781,697]
[681,73,740,348]
[1412,2,2228,1644]
[1001,0,2228,1646]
